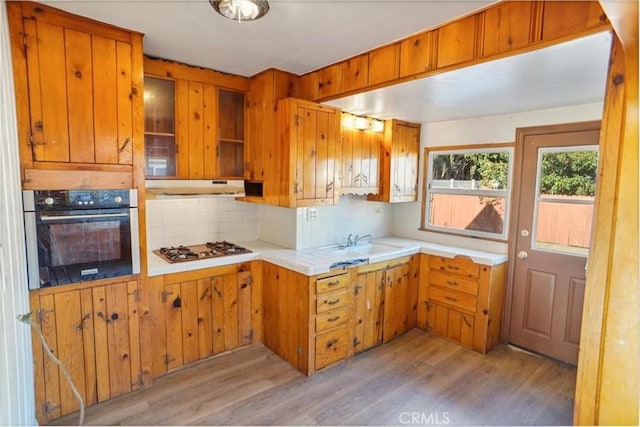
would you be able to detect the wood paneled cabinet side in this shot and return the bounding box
[262,262,354,375]
[368,119,420,203]
[7,1,143,189]
[272,98,341,208]
[417,253,507,353]
[352,256,418,353]
[28,279,142,425]
[246,69,299,182]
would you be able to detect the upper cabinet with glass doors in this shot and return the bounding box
[143,57,249,180]
[144,77,177,178]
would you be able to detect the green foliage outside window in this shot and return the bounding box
[539,151,598,196]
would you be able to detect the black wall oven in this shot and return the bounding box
[23,189,140,290]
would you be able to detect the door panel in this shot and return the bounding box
[522,270,556,337]
[509,124,599,364]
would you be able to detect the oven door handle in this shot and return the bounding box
[40,213,129,221]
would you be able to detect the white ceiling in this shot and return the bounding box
[41,1,611,123]
[42,0,496,76]
[327,31,612,123]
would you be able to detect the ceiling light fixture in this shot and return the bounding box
[210,0,269,22]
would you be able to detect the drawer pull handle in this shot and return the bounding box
[446,265,460,271]
[445,296,458,302]
[327,316,340,322]
[326,299,341,306]
[326,339,339,348]
[446,280,459,286]
[327,280,340,287]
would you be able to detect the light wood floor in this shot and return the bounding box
[49,329,576,426]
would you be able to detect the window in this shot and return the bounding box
[532,145,598,256]
[421,145,514,240]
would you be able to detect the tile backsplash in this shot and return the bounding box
[145,197,260,250]
[145,194,392,251]
[295,195,392,249]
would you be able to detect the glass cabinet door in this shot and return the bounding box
[144,77,176,178]
[218,89,245,178]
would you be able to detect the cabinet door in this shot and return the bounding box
[391,123,420,200]
[353,270,385,353]
[92,281,142,401]
[218,89,245,178]
[340,127,381,194]
[144,76,177,177]
[294,105,339,204]
[163,271,253,371]
[425,301,475,348]
[33,290,89,420]
[382,263,411,342]
[23,16,133,166]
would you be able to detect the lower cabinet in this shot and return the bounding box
[417,254,507,353]
[262,262,354,375]
[145,261,261,375]
[29,278,142,424]
[352,255,419,354]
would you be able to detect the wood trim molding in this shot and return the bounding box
[297,1,611,103]
[573,0,639,422]
[144,56,250,91]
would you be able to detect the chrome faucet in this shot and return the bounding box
[354,234,373,246]
[346,233,372,247]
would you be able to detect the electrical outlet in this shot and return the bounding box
[373,207,382,215]
[307,208,318,222]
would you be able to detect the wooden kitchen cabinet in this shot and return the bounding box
[340,115,382,196]
[246,68,299,184]
[217,89,246,178]
[159,264,257,372]
[28,278,142,424]
[368,119,420,203]
[143,56,249,180]
[272,98,341,207]
[8,1,143,189]
[352,256,419,353]
[262,262,353,375]
[417,254,507,353]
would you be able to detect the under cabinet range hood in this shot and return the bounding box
[145,180,245,198]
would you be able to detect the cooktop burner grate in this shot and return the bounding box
[154,241,252,263]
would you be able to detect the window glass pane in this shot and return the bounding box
[533,148,598,255]
[430,193,506,235]
[539,150,598,196]
[144,77,175,133]
[431,152,510,190]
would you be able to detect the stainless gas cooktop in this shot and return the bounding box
[153,241,251,263]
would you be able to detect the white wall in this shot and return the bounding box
[393,102,604,253]
[0,0,37,423]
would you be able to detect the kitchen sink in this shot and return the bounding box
[329,243,400,257]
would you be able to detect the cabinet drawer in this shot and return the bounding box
[317,289,350,313]
[429,256,479,279]
[429,270,478,296]
[315,326,350,370]
[427,286,477,313]
[316,273,350,294]
[316,307,350,333]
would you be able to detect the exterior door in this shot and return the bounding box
[509,123,600,364]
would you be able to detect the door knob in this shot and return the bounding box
[518,251,528,259]
[520,229,530,237]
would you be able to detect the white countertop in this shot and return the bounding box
[147,237,507,277]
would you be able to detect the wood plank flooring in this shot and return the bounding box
[49,329,576,426]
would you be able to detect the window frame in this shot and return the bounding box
[420,143,515,241]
